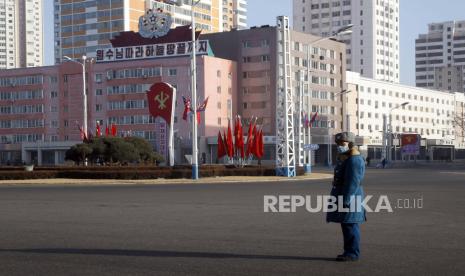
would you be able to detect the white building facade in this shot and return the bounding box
[415,21,465,92]
[0,0,43,69]
[293,0,400,83]
[346,71,465,160]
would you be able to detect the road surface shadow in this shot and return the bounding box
[0,248,335,262]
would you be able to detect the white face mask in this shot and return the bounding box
[337,145,350,154]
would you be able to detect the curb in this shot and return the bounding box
[0,173,333,186]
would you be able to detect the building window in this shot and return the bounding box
[168,69,177,76]
[242,41,252,48]
[95,73,102,83]
[261,40,270,47]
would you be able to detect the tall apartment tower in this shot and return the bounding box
[415,21,465,92]
[293,0,400,83]
[0,0,43,69]
[151,0,247,32]
[54,0,247,63]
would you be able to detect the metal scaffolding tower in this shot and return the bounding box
[275,16,296,177]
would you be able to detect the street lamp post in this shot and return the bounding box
[326,89,351,167]
[190,0,200,179]
[175,0,201,179]
[384,101,409,162]
[63,55,92,139]
[299,24,353,172]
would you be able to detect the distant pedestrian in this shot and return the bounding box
[327,132,366,262]
[382,158,386,169]
[366,157,371,167]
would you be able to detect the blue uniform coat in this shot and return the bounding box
[326,148,367,223]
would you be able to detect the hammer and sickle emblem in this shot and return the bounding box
[155,91,169,110]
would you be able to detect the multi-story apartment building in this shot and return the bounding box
[415,21,465,92]
[0,32,237,165]
[346,71,465,160]
[203,24,347,164]
[293,0,400,83]
[151,0,247,32]
[54,0,247,63]
[0,0,43,69]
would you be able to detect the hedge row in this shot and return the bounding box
[0,166,304,180]
[0,171,58,180]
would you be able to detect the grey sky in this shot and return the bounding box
[43,0,465,86]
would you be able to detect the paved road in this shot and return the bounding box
[0,168,464,275]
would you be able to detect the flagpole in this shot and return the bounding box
[190,0,199,179]
[305,45,312,174]
[168,86,176,166]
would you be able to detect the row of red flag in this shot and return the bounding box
[217,116,264,160]
[78,123,118,142]
[95,123,118,138]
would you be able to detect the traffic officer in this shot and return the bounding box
[326,132,366,262]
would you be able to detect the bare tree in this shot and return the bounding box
[453,106,465,138]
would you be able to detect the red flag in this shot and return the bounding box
[226,119,234,158]
[245,120,254,156]
[111,123,117,136]
[182,96,191,121]
[234,116,239,155]
[96,123,101,137]
[217,131,226,159]
[196,97,209,124]
[258,129,264,158]
[238,118,244,158]
[250,124,258,157]
[105,125,110,136]
[197,97,209,112]
[253,128,261,157]
[309,112,318,127]
[78,125,87,142]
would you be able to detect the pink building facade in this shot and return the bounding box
[0,55,236,165]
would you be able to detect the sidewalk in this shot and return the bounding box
[0,172,333,186]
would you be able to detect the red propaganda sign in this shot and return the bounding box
[401,134,421,155]
[146,82,174,123]
[401,134,419,146]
